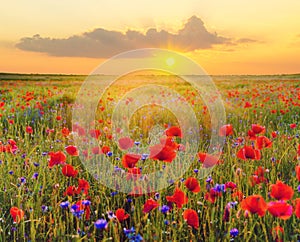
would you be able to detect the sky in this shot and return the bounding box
[1,0,300,75]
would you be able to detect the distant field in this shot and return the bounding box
[0,73,299,241]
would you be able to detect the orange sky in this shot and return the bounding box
[1,0,300,75]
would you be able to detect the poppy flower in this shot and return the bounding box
[116,208,130,222]
[122,153,141,168]
[290,123,297,129]
[183,209,199,229]
[184,177,200,193]
[294,198,300,218]
[64,186,77,196]
[250,166,268,186]
[237,146,261,160]
[240,195,267,217]
[297,144,300,156]
[65,145,79,156]
[10,207,24,223]
[61,127,70,137]
[197,152,220,168]
[143,198,159,213]
[296,165,300,182]
[225,181,237,190]
[247,130,257,140]
[267,201,292,220]
[165,126,182,138]
[271,131,277,138]
[89,129,101,139]
[204,188,221,204]
[256,136,272,150]
[118,137,134,150]
[219,124,234,136]
[48,151,66,168]
[26,126,33,134]
[150,144,176,163]
[160,136,179,150]
[251,124,265,134]
[166,187,188,209]
[77,179,90,195]
[62,164,78,177]
[270,181,294,201]
[101,146,111,155]
[244,101,252,108]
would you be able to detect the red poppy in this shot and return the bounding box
[10,207,24,223]
[165,126,182,138]
[256,136,272,150]
[143,198,159,213]
[237,146,261,160]
[89,129,101,139]
[184,177,200,193]
[150,144,176,163]
[118,137,134,150]
[65,145,79,156]
[296,165,300,182]
[122,153,141,168]
[251,124,265,134]
[64,186,77,196]
[183,209,199,229]
[244,101,252,108]
[225,181,237,190]
[270,181,294,201]
[247,129,257,140]
[219,124,234,136]
[61,127,70,137]
[240,195,267,217]
[271,131,277,138]
[250,166,268,186]
[166,187,188,209]
[48,151,66,168]
[62,164,78,177]
[160,136,179,150]
[290,123,297,129]
[267,201,292,220]
[26,126,33,134]
[101,146,111,154]
[297,144,300,156]
[294,198,300,218]
[197,152,220,167]
[77,179,90,195]
[115,208,130,222]
[204,188,221,204]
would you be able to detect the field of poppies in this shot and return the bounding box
[0,73,299,241]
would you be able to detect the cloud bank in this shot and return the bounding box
[16,16,254,58]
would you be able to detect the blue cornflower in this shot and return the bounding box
[230,228,239,237]
[160,205,170,214]
[60,201,70,209]
[94,219,108,229]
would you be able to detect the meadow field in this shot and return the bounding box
[0,73,299,241]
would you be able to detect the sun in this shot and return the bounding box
[166,57,175,66]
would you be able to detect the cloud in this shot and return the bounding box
[16,16,245,58]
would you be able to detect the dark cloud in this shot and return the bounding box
[16,16,245,58]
